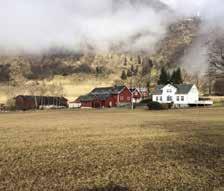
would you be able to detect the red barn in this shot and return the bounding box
[76,85,132,108]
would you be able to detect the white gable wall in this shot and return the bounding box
[153,84,177,103]
[186,85,199,104]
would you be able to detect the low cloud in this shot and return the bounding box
[0,0,223,55]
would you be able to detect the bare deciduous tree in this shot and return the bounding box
[209,38,224,73]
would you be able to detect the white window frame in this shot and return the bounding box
[181,96,184,101]
[167,96,172,101]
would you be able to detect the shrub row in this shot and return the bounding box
[147,101,173,110]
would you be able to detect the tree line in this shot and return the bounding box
[158,67,183,85]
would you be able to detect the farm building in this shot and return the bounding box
[68,101,81,109]
[15,95,68,110]
[152,84,213,107]
[130,88,149,103]
[76,85,132,108]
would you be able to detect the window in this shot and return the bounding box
[167,96,172,101]
[177,96,179,101]
[167,89,172,93]
[127,97,131,101]
[135,92,138,96]
[181,96,184,101]
[156,96,159,101]
[120,96,124,101]
[160,96,162,101]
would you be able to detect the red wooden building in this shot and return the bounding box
[130,88,149,103]
[76,85,132,108]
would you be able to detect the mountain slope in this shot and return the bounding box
[0,16,201,102]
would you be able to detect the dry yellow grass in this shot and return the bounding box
[52,75,115,101]
[0,108,224,190]
[0,85,8,103]
[0,75,115,104]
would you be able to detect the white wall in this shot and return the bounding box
[69,102,81,108]
[186,85,199,104]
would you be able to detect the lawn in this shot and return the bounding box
[0,108,223,191]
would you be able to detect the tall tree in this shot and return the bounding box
[209,37,224,73]
[205,64,216,95]
[171,68,183,84]
[121,70,127,80]
[176,68,183,84]
[123,57,127,66]
[158,67,170,85]
[142,58,153,76]
[127,69,132,77]
[137,56,142,65]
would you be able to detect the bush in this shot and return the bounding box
[6,98,16,111]
[140,98,152,104]
[147,101,172,110]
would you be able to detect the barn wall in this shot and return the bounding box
[119,87,132,103]
[81,101,93,108]
[105,96,117,107]
[15,97,36,110]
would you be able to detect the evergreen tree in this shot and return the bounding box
[175,68,183,84]
[123,57,127,66]
[142,59,153,76]
[127,69,132,77]
[121,70,127,80]
[170,68,183,84]
[170,70,177,84]
[137,56,141,65]
[146,81,150,92]
[134,66,139,75]
[131,65,134,72]
[158,67,170,85]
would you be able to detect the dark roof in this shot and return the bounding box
[90,85,126,95]
[152,85,164,95]
[112,85,126,94]
[78,93,111,102]
[153,84,194,95]
[91,87,113,95]
[174,84,194,94]
[78,94,96,101]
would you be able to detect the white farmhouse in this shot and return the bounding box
[152,84,199,107]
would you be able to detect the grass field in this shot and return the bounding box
[0,108,224,191]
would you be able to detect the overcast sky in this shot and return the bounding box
[0,0,223,54]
